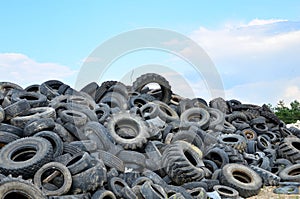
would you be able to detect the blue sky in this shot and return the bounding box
[0,1,300,106]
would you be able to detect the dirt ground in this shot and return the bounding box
[248,186,299,199]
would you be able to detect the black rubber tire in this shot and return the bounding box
[0,106,4,122]
[63,143,83,155]
[92,189,116,199]
[208,108,225,130]
[25,84,40,92]
[171,130,204,152]
[106,112,150,150]
[0,137,53,179]
[95,106,110,124]
[220,163,262,198]
[53,122,76,143]
[84,121,115,151]
[213,185,239,199]
[279,163,300,182]
[66,152,93,175]
[278,136,300,163]
[23,118,56,137]
[257,135,272,151]
[10,107,56,128]
[97,150,125,172]
[142,169,167,187]
[70,160,107,194]
[204,147,229,168]
[164,185,193,199]
[40,80,64,100]
[140,181,168,199]
[162,140,205,185]
[117,150,146,171]
[80,82,99,99]
[34,162,72,196]
[227,111,247,123]
[59,109,88,126]
[250,165,280,186]
[108,177,129,198]
[180,107,210,130]
[49,193,91,199]
[0,131,20,148]
[132,73,172,104]
[100,92,128,110]
[0,123,23,137]
[34,130,63,158]
[68,140,98,153]
[95,81,118,103]
[0,176,47,199]
[273,158,293,175]
[252,123,268,134]
[218,134,247,152]
[154,101,179,122]
[232,120,250,130]
[11,90,48,108]
[140,102,160,119]
[4,99,31,120]
[209,97,229,114]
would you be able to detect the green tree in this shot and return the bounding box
[275,100,300,124]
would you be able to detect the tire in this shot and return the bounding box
[40,80,64,100]
[0,123,23,137]
[0,131,20,148]
[278,136,300,163]
[95,81,118,103]
[240,128,257,141]
[23,118,56,137]
[100,92,128,110]
[180,107,210,130]
[59,109,88,126]
[11,90,47,108]
[171,130,204,152]
[117,150,146,171]
[34,130,63,158]
[279,163,300,182]
[11,107,56,128]
[97,150,125,172]
[0,176,47,199]
[226,111,247,123]
[4,99,31,120]
[84,121,115,151]
[250,165,280,186]
[208,108,225,130]
[220,163,262,198]
[69,140,98,153]
[70,160,107,194]
[80,82,99,99]
[0,137,53,179]
[34,162,72,196]
[25,84,40,92]
[232,120,250,130]
[154,101,179,122]
[63,143,83,155]
[132,73,172,104]
[66,152,93,175]
[140,102,160,119]
[162,140,205,185]
[140,181,167,199]
[218,134,247,152]
[213,185,239,199]
[204,147,229,168]
[95,106,110,124]
[108,177,129,198]
[106,112,150,150]
[209,97,229,114]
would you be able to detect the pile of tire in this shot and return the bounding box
[0,73,299,199]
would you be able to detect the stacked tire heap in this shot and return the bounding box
[0,73,299,199]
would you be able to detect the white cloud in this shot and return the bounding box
[186,19,300,105]
[0,53,77,87]
[245,19,288,26]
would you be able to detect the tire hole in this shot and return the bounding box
[115,119,139,139]
[11,147,37,162]
[292,142,300,150]
[218,187,234,195]
[3,192,30,199]
[20,95,38,101]
[232,171,252,183]
[222,137,238,143]
[184,150,197,166]
[288,168,300,176]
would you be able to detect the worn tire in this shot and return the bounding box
[0,137,53,179]
[106,112,150,149]
[34,162,72,196]
[220,163,262,198]
[162,140,205,185]
[278,136,300,163]
[0,176,47,199]
[132,73,172,104]
[279,163,300,182]
[180,107,210,130]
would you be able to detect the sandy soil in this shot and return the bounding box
[247,186,299,199]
